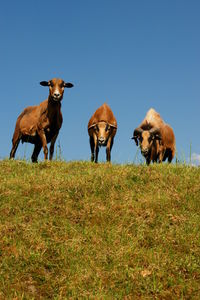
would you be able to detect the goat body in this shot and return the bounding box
[10,78,73,162]
[88,103,117,163]
[133,108,175,164]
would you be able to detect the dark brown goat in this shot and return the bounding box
[10,78,73,162]
[132,108,176,165]
[88,103,117,163]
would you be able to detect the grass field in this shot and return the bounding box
[0,160,200,299]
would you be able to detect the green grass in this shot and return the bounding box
[0,160,200,299]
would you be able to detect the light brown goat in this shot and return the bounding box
[88,103,117,163]
[132,108,175,165]
[10,78,73,162]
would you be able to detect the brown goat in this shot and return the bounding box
[132,108,175,165]
[88,103,117,163]
[10,78,73,162]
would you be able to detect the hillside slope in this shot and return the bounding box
[0,160,200,299]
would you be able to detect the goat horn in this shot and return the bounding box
[132,127,143,139]
[132,127,143,146]
[88,123,97,130]
[108,123,117,129]
[149,127,160,135]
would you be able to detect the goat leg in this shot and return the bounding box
[95,146,99,163]
[106,137,114,162]
[10,135,21,159]
[93,135,99,163]
[158,150,165,163]
[31,143,42,163]
[90,136,95,162]
[168,150,173,163]
[49,132,59,160]
[146,157,151,165]
[37,128,48,160]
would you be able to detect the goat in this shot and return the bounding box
[132,108,175,165]
[88,103,117,163]
[10,78,73,162]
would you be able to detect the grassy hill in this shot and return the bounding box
[0,160,200,299]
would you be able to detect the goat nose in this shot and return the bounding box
[54,93,60,97]
[99,137,104,142]
[142,148,148,154]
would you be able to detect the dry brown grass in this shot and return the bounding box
[0,160,200,299]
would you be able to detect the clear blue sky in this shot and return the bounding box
[1,0,200,163]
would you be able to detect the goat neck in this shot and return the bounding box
[47,95,61,119]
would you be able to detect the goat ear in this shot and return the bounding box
[64,82,74,88]
[40,81,49,87]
